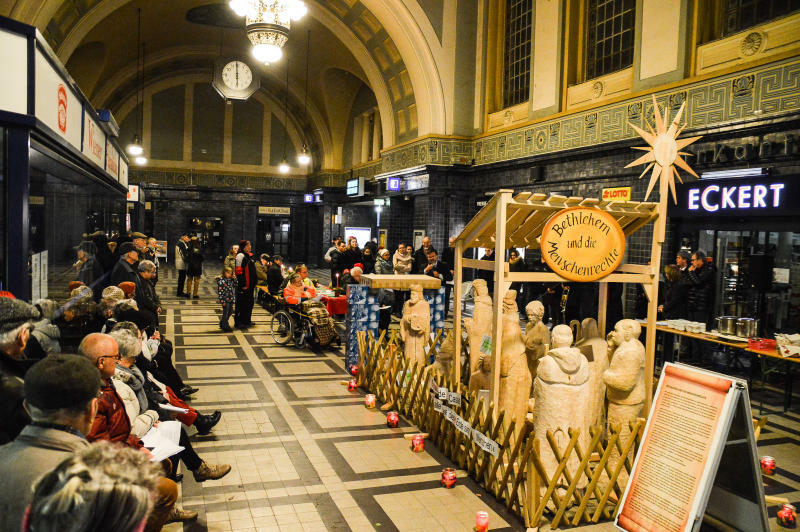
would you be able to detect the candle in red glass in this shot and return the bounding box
[475,511,489,532]
[760,455,776,475]
[441,468,456,488]
[365,394,376,408]
[386,411,399,428]
[347,379,357,392]
[778,504,797,528]
[350,365,358,376]
[411,434,425,453]
[336,273,339,288]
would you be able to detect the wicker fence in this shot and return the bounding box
[355,331,645,529]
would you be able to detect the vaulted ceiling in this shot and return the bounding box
[1,0,456,169]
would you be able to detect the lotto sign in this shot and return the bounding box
[601,186,631,201]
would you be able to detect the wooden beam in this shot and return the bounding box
[597,282,608,334]
[504,272,655,284]
[491,191,511,411]
[453,240,463,385]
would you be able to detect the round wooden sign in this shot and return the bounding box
[541,206,625,282]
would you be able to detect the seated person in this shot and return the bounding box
[255,253,270,285]
[110,325,219,435]
[295,264,317,288]
[0,354,195,530]
[80,333,231,483]
[339,266,363,286]
[267,255,284,295]
[25,442,164,532]
[283,273,316,304]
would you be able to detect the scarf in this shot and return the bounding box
[115,364,148,412]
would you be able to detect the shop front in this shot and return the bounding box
[0,16,128,300]
[669,173,800,336]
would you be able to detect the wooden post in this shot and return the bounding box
[597,282,608,334]
[491,190,512,410]
[644,175,668,413]
[453,239,464,384]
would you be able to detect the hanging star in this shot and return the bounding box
[625,94,701,203]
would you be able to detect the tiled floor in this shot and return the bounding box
[154,266,799,531]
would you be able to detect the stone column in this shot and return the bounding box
[360,111,371,163]
[352,115,363,166]
[372,108,382,159]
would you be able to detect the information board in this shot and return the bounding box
[616,363,767,532]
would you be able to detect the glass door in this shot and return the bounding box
[256,216,290,258]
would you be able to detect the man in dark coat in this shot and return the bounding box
[423,249,452,284]
[413,236,436,274]
[135,260,162,332]
[111,242,139,286]
[90,231,115,273]
[235,240,258,329]
[329,240,347,287]
[477,247,495,296]
[266,255,284,295]
[683,250,715,326]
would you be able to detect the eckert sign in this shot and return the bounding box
[671,176,800,217]
[541,207,625,282]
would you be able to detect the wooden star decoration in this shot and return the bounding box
[625,94,702,203]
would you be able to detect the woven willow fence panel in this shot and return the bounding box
[356,331,645,529]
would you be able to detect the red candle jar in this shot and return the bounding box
[778,504,797,528]
[411,434,425,453]
[760,455,776,475]
[386,411,399,428]
[350,365,359,376]
[347,379,357,392]
[475,511,489,532]
[365,394,376,408]
[441,468,457,488]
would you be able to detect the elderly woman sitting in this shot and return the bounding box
[283,273,316,304]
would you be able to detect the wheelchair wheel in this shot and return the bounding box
[271,310,293,345]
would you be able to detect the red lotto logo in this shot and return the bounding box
[57,84,67,133]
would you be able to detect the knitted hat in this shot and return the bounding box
[101,286,125,301]
[118,282,136,297]
[24,355,102,410]
[130,232,147,239]
[0,297,41,333]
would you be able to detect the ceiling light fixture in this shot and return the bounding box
[229,0,306,65]
[134,155,148,165]
[297,30,311,166]
[126,9,145,159]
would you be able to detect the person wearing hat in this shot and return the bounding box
[0,354,196,530]
[0,297,42,380]
[111,242,139,286]
[89,230,115,276]
[254,253,270,285]
[131,231,148,253]
[175,233,191,298]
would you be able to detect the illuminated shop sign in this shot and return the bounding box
[671,176,800,217]
[303,193,314,203]
[387,177,402,191]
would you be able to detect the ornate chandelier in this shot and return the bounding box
[228,0,307,64]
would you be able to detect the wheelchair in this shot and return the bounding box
[269,296,339,349]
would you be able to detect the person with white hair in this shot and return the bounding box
[340,266,363,286]
[24,442,163,532]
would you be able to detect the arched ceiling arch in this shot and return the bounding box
[6,0,450,157]
[103,47,335,169]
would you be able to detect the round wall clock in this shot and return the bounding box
[212,58,260,100]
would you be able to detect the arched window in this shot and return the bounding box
[502,0,533,108]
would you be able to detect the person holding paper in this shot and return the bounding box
[283,273,316,304]
[0,354,195,530]
[80,333,231,484]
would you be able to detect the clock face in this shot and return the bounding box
[221,61,253,91]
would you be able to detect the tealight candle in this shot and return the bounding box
[760,455,776,475]
[365,394,376,408]
[778,504,796,528]
[347,379,357,392]
[350,365,359,376]
[410,434,425,453]
[441,468,457,488]
[386,411,399,428]
[475,511,489,532]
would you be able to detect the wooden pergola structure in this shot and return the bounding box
[452,187,666,413]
